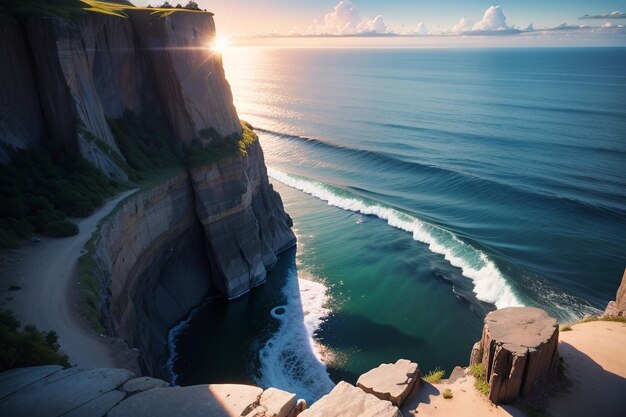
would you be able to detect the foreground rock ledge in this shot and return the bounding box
[469,307,559,404]
[300,381,402,417]
[356,359,420,407]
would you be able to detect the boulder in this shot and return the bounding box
[356,359,420,406]
[108,383,298,417]
[603,269,626,317]
[122,377,169,394]
[299,381,402,417]
[0,367,135,417]
[469,307,559,404]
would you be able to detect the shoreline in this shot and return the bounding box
[0,189,139,371]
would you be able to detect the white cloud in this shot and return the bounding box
[452,17,473,33]
[324,1,362,34]
[314,1,387,35]
[416,22,428,35]
[472,5,509,31]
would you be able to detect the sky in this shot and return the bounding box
[136,1,626,42]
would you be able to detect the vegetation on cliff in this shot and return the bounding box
[187,121,258,167]
[0,151,119,247]
[0,308,70,372]
[0,0,209,18]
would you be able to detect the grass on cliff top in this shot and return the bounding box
[423,368,445,384]
[0,0,210,18]
[560,315,626,332]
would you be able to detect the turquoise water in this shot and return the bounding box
[171,47,626,402]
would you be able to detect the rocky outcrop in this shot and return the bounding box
[356,359,420,407]
[603,268,626,317]
[109,383,299,417]
[128,10,241,142]
[0,366,300,417]
[469,307,559,404]
[190,140,296,298]
[0,366,135,417]
[300,381,402,417]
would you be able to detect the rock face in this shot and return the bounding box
[469,307,559,404]
[108,383,298,417]
[0,366,299,417]
[0,366,135,417]
[189,140,296,298]
[1,4,295,379]
[0,16,46,163]
[603,269,626,317]
[300,381,402,417]
[356,359,420,407]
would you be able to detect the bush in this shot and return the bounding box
[43,220,79,237]
[468,363,490,395]
[443,388,453,399]
[424,367,445,384]
[0,309,70,372]
[0,150,118,248]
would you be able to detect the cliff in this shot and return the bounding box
[0,3,295,376]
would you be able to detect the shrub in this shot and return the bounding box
[468,363,490,395]
[424,367,445,384]
[43,220,79,237]
[560,324,572,332]
[0,309,70,372]
[443,388,453,399]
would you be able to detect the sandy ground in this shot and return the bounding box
[401,320,626,417]
[0,189,138,369]
[547,321,626,417]
[401,377,526,417]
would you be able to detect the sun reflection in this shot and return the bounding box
[210,36,229,54]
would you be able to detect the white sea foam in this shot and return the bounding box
[268,167,524,309]
[255,268,335,403]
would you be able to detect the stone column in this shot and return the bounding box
[469,307,559,404]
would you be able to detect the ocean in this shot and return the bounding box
[169,47,626,403]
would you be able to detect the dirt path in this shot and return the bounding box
[0,189,138,368]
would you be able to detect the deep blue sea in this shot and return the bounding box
[171,47,626,403]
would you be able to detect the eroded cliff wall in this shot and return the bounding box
[1,6,296,376]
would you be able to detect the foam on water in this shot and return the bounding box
[255,267,335,403]
[268,167,524,309]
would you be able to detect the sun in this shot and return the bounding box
[210,36,229,54]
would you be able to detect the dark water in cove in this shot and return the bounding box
[171,47,626,403]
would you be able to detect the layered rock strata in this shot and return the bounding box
[469,307,559,404]
[0,6,296,374]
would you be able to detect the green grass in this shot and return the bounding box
[423,368,445,384]
[187,121,258,167]
[468,363,490,395]
[442,388,453,399]
[0,308,70,372]
[0,0,210,18]
[560,315,626,333]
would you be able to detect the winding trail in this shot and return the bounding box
[0,189,138,368]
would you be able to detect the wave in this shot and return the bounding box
[254,266,335,403]
[268,167,524,309]
[259,128,626,216]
